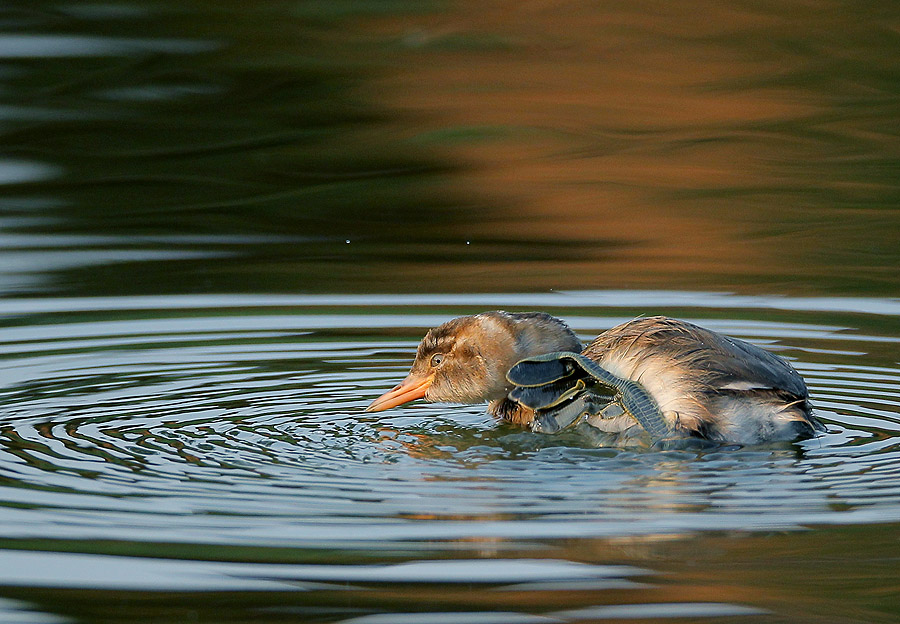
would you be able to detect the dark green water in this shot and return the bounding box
[0,2,899,623]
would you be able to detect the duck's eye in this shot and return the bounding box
[430,354,445,367]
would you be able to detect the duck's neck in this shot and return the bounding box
[489,398,535,426]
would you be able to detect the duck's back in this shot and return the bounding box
[585,316,822,443]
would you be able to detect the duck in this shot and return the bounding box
[366,311,824,446]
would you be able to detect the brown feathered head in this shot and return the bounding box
[367,311,581,412]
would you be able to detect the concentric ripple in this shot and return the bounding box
[1,293,899,550]
[0,291,899,623]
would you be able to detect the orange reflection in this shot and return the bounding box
[362,1,898,293]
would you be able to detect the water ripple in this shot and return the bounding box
[0,292,899,555]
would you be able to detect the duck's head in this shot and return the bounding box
[366,311,581,412]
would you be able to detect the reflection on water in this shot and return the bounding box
[1,293,899,621]
[0,33,216,57]
[0,160,59,184]
[0,0,897,296]
[0,1,898,623]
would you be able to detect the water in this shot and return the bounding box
[1,1,899,623]
[1,292,899,622]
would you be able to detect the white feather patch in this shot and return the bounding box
[719,381,772,391]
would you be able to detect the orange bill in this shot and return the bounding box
[366,374,434,412]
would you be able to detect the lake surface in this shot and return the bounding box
[1,2,899,623]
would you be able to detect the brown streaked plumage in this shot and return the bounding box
[367,311,580,425]
[367,312,824,445]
